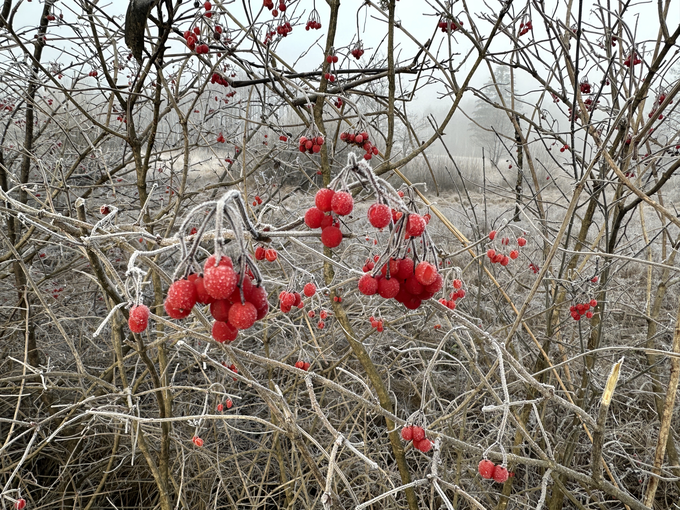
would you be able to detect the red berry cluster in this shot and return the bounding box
[263,0,286,16]
[334,97,343,108]
[254,246,278,261]
[252,195,263,206]
[369,316,384,332]
[437,17,463,32]
[279,290,303,312]
[358,258,442,310]
[128,305,150,333]
[210,72,230,87]
[624,53,642,67]
[339,130,379,160]
[518,20,532,35]
[325,54,339,64]
[305,10,322,30]
[304,188,352,248]
[478,459,510,483]
[323,72,336,83]
[351,42,364,59]
[100,205,111,215]
[163,256,269,344]
[486,232,526,266]
[559,143,570,152]
[401,425,432,453]
[529,262,539,274]
[294,360,311,370]
[580,81,591,94]
[216,132,225,143]
[570,299,597,321]
[299,134,325,154]
[46,14,56,21]
[438,278,465,310]
[216,398,233,411]
[88,70,98,77]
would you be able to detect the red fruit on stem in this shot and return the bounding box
[378,277,400,299]
[255,246,266,260]
[228,302,257,330]
[128,305,150,333]
[303,283,316,297]
[415,261,437,286]
[412,426,425,442]
[212,320,238,343]
[367,203,391,229]
[321,226,343,248]
[489,230,496,240]
[265,249,278,262]
[517,237,527,247]
[166,279,198,314]
[203,263,237,300]
[305,207,325,229]
[217,403,224,411]
[509,250,519,260]
[192,436,204,447]
[15,499,26,510]
[413,438,432,453]
[315,188,335,212]
[406,214,426,237]
[331,191,354,216]
[493,466,509,483]
[478,459,496,479]
[210,299,231,322]
[358,274,379,295]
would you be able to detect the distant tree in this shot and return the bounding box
[470,66,516,163]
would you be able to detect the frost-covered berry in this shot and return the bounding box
[331,191,354,216]
[128,304,150,333]
[212,320,238,343]
[367,203,391,229]
[321,226,342,248]
[358,274,379,295]
[315,188,335,212]
[228,301,257,329]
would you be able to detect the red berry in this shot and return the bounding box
[255,246,266,260]
[368,203,391,229]
[517,237,527,247]
[331,191,354,216]
[212,320,238,343]
[217,403,224,411]
[406,214,426,237]
[317,320,325,329]
[203,260,237,300]
[303,283,316,297]
[413,438,432,453]
[164,299,192,319]
[305,207,325,229]
[377,277,400,299]
[204,1,211,9]
[166,279,198,315]
[128,305,150,333]
[487,249,496,259]
[358,274,379,295]
[265,249,278,262]
[210,299,231,322]
[411,426,425,441]
[401,426,414,441]
[315,188,335,212]
[228,302,257,329]
[586,311,593,319]
[478,459,496,479]
[226,398,233,408]
[590,299,597,307]
[509,250,519,260]
[192,436,204,447]
[15,499,26,510]
[414,261,437,286]
[489,230,496,240]
[452,279,463,289]
[425,273,443,294]
[321,226,343,248]
[493,466,509,483]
